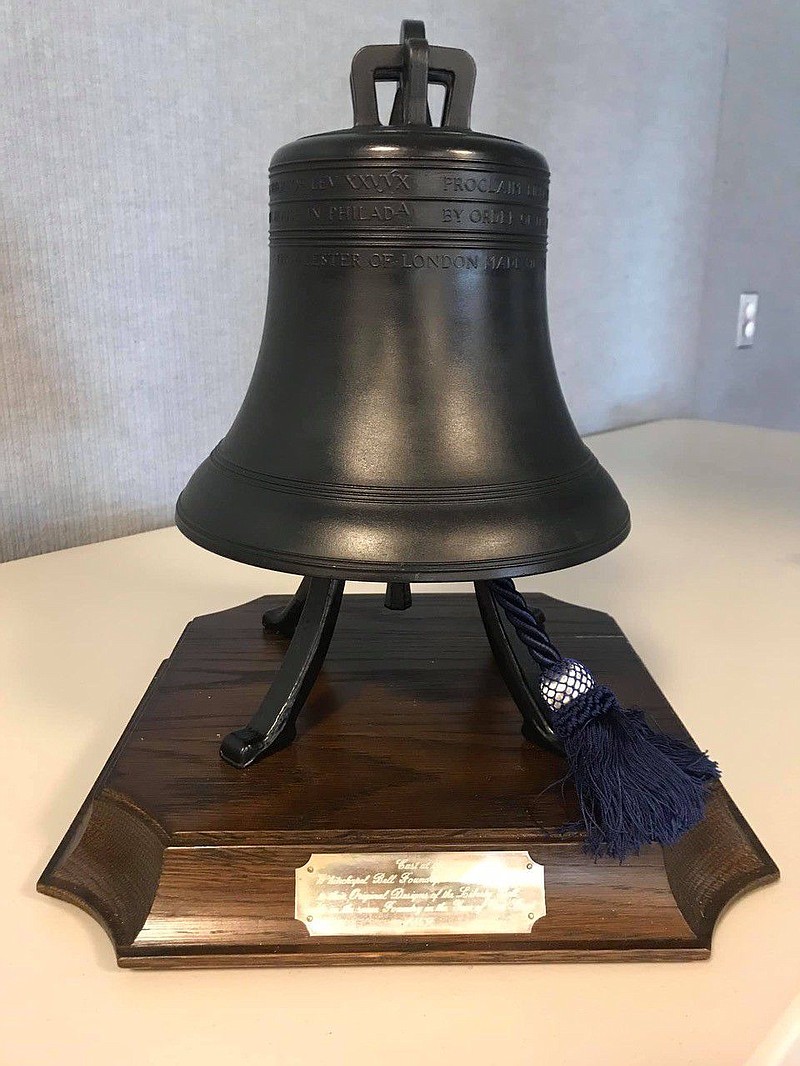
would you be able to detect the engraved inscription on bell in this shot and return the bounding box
[295,851,546,937]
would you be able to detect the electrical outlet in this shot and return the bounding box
[736,293,759,348]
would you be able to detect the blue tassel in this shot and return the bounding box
[549,683,719,860]
[489,579,720,861]
[648,727,720,783]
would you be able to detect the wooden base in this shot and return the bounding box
[38,593,777,968]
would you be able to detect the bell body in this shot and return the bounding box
[177,37,630,581]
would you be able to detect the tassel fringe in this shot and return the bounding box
[551,685,719,860]
[489,580,720,860]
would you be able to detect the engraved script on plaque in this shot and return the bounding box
[295,851,546,936]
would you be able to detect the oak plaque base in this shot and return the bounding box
[38,593,777,968]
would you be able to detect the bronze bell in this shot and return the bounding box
[176,21,630,768]
[177,22,629,583]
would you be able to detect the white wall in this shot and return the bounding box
[1,1,731,560]
[693,0,800,431]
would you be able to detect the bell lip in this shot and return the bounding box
[174,500,630,584]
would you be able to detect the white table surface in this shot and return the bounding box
[2,419,799,1066]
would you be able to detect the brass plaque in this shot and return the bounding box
[295,851,546,936]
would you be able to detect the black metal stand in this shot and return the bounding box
[261,576,312,636]
[473,582,562,754]
[220,578,344,768]
[221,578,561,767]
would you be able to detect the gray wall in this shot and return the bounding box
[0,0,736,560]
[693,0,800,430]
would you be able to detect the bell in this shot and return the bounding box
[176,21,630,583]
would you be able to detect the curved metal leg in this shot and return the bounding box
[221,577,345,768]
[262,576,313,636]
[474,582,563,755]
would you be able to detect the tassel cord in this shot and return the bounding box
[489,578,562,669]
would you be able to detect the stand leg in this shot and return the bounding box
[262,576,312,636]
[384,582,412,610]
[474,582,563,755]
[221,577,345,768]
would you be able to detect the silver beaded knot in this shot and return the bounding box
[538,658,595,712]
